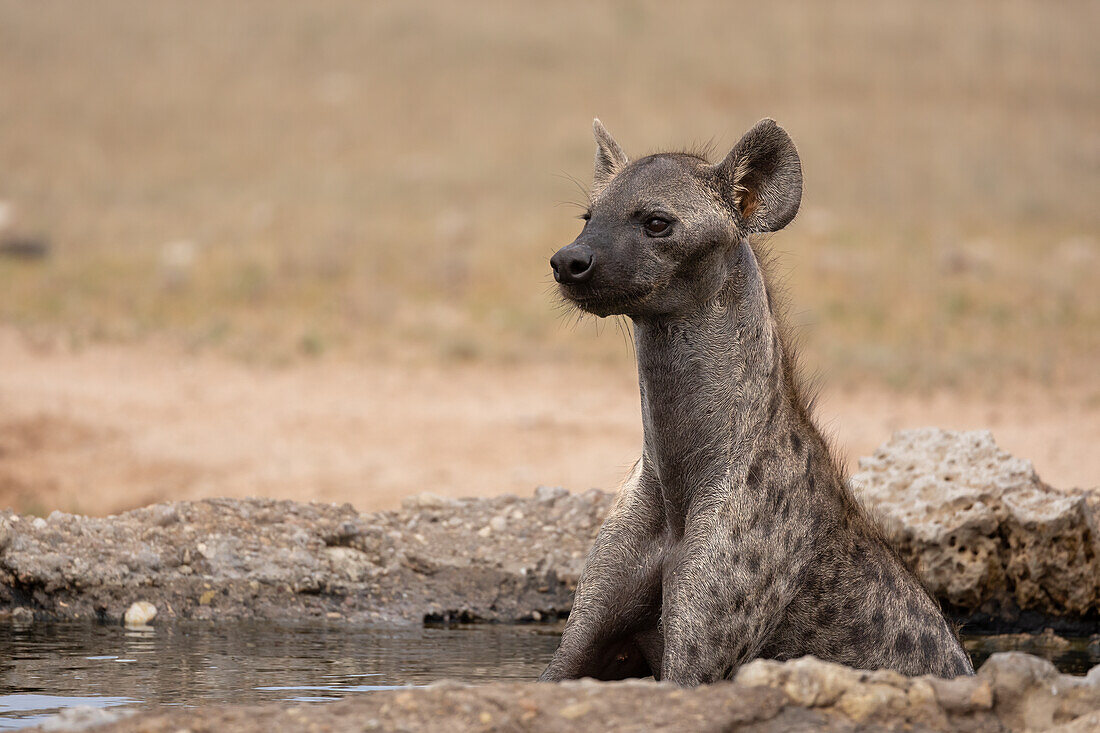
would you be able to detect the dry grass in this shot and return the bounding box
[0,0,1097,389]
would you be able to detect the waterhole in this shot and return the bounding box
[0,622,1096,729]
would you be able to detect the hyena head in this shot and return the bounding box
[551,119,803,319]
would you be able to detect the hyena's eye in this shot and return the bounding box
[643,217,671,237]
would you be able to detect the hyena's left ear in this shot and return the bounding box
[713,119,802,233]
[592,118,628,197]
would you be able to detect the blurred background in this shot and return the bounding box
[0,0,1096,516]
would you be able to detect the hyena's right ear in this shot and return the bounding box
[592,118,628,197]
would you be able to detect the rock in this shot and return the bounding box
[37,705,135,731]
[534,485,568,503]
[42,654,1100,733]
[10,606,34,624]
[0,492,610,625]
[123,601,157,626]
[926,674,993,714]
[401,493,458,510]
[853,428,1100,621]
[325,546,374,582]
[0,431,1096,627]
[1048,710,1100,733]
[557,701,592,719]
[151,505,180,527]
[978,652,1100,731]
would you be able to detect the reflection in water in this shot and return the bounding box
[963,634,1099,676]
[0,622,561,729]
[0,622,1095,729]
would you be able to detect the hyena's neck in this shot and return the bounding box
[633,239,790,534]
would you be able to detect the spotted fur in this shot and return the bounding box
[540,119,973,685]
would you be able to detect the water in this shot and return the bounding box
[0,623,1096,730]
[0,622,560,730]
[962,634,1099,676]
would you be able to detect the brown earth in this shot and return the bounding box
[0,327,1097,518]
[1,0,1097,396]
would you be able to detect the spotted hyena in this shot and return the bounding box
[540,119,973,684]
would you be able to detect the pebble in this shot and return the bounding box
[153,505,180,527]
[534,485,568,503]
[558,702,592,719]
[402,493,456,510]
[11,607,34,624]
[124,601,158,626]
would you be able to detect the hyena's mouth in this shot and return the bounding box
[558,282,655,317]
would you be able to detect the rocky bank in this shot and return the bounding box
[854,429,1100,630]
[2,428,1097,630]
[0,485,607,626]
[39,653,1100,732]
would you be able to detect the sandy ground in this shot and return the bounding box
[0,327,1096,517]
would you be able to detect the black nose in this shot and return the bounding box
[551,244,595,284]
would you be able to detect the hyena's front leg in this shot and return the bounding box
[540,465,665,681]
[659,511,804,686]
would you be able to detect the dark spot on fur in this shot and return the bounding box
[746,551,762,574]
[790,431,802,453]
[747,456,764,490]
[895,632,915,656]
[687,641,700,658]
[762,567,776,588]
[709,626,724,647]
[919,631,937,660]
